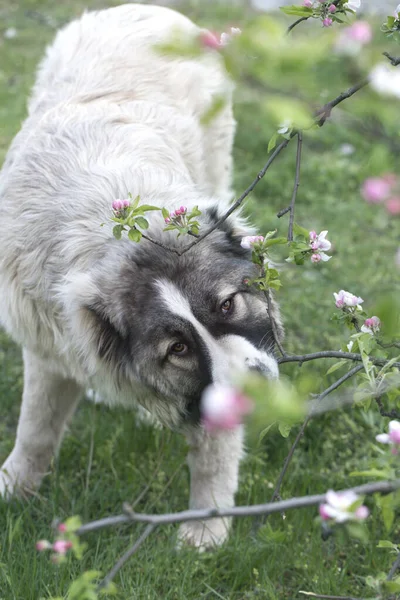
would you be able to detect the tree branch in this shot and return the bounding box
[98,524,156,590]
[387,552,400,581]
[265,289,286,357]
[75,480,400,535]
[178,138,292,256]
[286,16,310,34]
[288,132,303,242]
[270,364,364,502]
[375,396,400,420]
[277,351,400,370]
[383,52,400,67]
[315,78,369,126]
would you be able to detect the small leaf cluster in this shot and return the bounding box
[111,195,160,243]
[286,223,313,265]
[280,1,356,23]
[382,12,400,44]
[247,231,287,291]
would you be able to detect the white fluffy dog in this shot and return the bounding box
[0,4,281,548]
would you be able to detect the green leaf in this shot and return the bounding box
[134,204,161,213]
[280,5,313,17]
[112,225,123,240]
[383,579,400,593]
[326,360,347,375]
[278,421,292,438]
[162,207,170,219]
[258,422,277,443]
[377,539,398,550]
[293,223,310,239]
[268,132,278,153]
[134,216,149,230]
[128,228,142,243]
[131,194,140,210]
[264,237,287,248]
[200,94,227,126]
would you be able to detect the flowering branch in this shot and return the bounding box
[286,16,310,34]
[277,351,400,369]
[265,288,286,356]
[271,364,364,502]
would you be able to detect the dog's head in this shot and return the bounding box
[61,211,283,427]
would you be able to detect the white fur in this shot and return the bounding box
[0,4,268,548]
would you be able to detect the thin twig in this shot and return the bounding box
[287,132,302,242]
[387,552,400,581]
[375,396,400,420]
[265,289,286,357]
[286,16,310,34]
[277,351,400,370]
[383,52,400,67]
[277,206,291,218]
[315,79,369,126]
[98,524,156,590]
[75,480,400,535]
[178,138,292,256]
[270,364,364,502]
[141,233,181,255]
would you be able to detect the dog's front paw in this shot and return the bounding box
[0,453,42,500]
[177,517,231,551]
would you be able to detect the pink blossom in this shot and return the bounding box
[361,316,381,335]
[386,197,400,215]
[309,230,332,262]
[376,420,400,446]
[58,523,67,533]
[112,199,123,211]
[333,290,363,308]
[53,540,73,555]
[164,217,171,224]
[201,384,254,433]
[36,540,52,552]
[328,4,336,12]
[345,21,372,44]
[122,199,130,208]
[323,17,333,27]
[302,0,312,6]
[199,31,221,50]
[319,490,369,523]
[361,177,392,203]
[240,235,265,249]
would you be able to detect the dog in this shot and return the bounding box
[0,3,282,548]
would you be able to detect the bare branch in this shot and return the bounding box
[375,396,400,420]
[315,79,369,126]
[277,351,400,370]
[265,289,286,357]
[75,480,400,535]
[98,524,156,590]
[287,132,303,242]
[383,52,400,67]
[270,364,364,502]
[141,233,181,255]
[387,552,400,581]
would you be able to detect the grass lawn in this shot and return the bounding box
[0,1,399,598]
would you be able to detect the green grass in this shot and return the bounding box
[1,1,400,599]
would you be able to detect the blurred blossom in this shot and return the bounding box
[335,21,372,55]
[220,27,241,46]
[319,490,369,523]
[370,63,400,99]
[347,0,361,11]
[4,28,17,39]
[376,420,400,449]
[386,197,400,215]
[339,143,355,155]
[361,177,393,203]
[201,384,253,432]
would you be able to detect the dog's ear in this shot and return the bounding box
[205,206,256,255]
[58,272,131,372]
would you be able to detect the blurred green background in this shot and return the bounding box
[0,1,399,598]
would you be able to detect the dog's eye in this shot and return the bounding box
[169,342,189,356]
[220,298,233,315]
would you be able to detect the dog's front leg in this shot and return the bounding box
[0,349,82,498]
[178,425,244,550]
